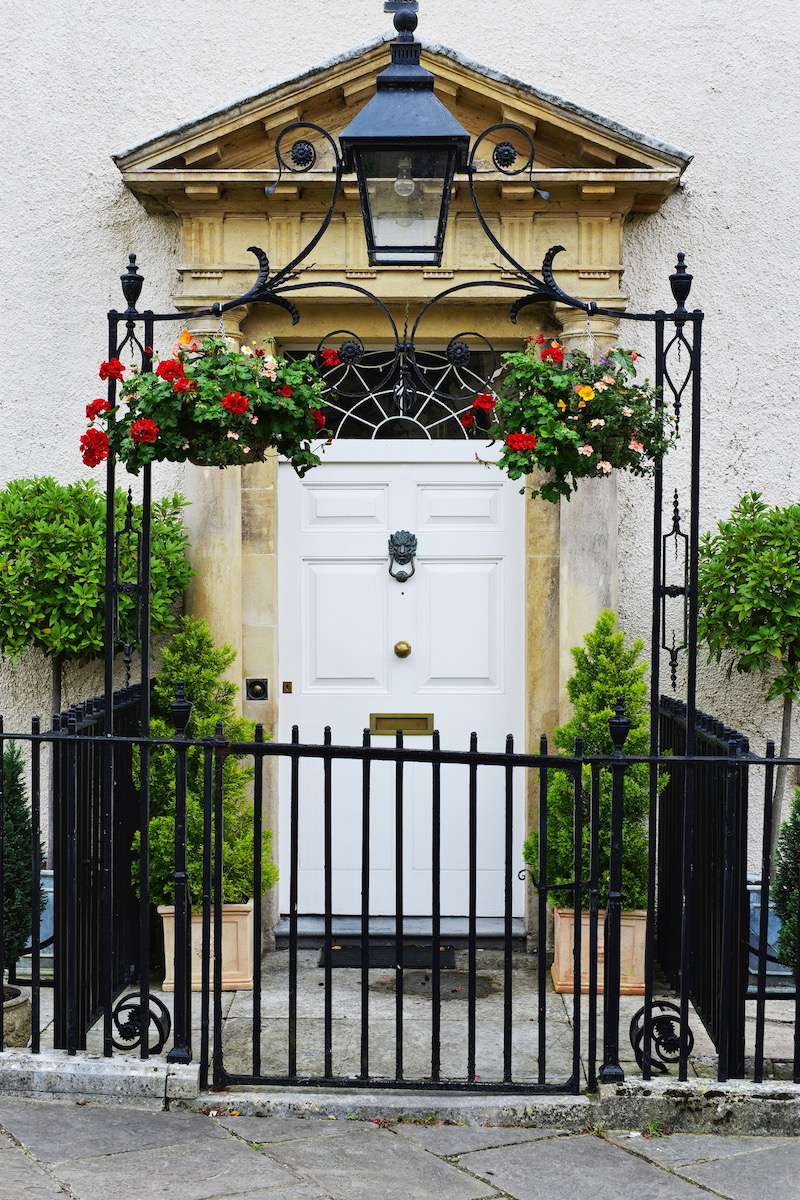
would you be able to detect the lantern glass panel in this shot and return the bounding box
[359,147,452,264]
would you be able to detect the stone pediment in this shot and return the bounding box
[115,36,691,215]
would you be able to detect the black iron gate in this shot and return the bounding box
[198,724,632,1094]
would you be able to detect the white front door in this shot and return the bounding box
[278,441,525,917]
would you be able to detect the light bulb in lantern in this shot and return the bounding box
[394,157,416,197]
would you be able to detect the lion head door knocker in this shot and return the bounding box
[388,530,417,583]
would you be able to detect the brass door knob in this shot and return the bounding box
[394,641,412,658]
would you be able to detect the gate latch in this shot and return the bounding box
[388,531,417,583]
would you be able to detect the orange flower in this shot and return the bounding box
[575,385,595,402]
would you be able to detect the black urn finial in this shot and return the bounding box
[170,682,193,737]
[120,253,144,314]
[608,697,632,753]
[669,251,693,312]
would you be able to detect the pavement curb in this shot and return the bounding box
[0,1049,199,1108]
[3,1051,800,1135]
[598,1078,800,1136]
[182,1078,800,1134]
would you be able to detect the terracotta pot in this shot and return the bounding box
[157,900,254,992]
[550,906,647,995]
[3,985,32,1047]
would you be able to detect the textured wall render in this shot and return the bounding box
[3,2,800,854]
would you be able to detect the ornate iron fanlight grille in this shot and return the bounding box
[286,345,504,439]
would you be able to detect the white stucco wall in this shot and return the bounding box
[4,1,800,857]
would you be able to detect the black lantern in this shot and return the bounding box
[339,3,470,266]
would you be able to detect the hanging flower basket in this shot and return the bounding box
[80,334,329,475]
[465,338,674,504]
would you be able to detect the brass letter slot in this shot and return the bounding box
[369,712,434,736]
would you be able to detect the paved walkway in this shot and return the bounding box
[0,1097,796,1200]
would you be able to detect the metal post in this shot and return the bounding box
[167,683,192,1064]
[599,698,631,1083]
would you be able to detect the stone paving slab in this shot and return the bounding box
[265,1125,500,1200]
[0,1100,798,1199]
[0,1099,230,1162]
[50,1139,298,1200]
[216,1114,379,1142]
[391,1122,571,1154]
[678,1140,800,1199]
[0,1149,66,1200]
[605,1129,794,1166]
[456,1133,713,1198]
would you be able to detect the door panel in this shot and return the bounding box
[303,560,388,691]
[279,453,525,916]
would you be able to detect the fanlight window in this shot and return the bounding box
[286,345,510,439]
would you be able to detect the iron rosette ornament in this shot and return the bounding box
[466,337,675,504]
[81,333,329,475]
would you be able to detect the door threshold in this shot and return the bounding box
[275,915,526,949]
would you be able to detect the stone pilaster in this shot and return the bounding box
[554,305,622,721]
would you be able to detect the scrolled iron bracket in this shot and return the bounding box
[629,1000,694,1074]
[111,992,172,1055]
[388,531,417,583]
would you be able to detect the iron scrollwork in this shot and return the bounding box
[629,1000,694,1074]
[111,992,172,1055]
[388,531,417,582]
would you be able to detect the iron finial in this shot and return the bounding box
[120,253,144,313]
[669,251,693,312]
[609,697,632,752]
[169,682,193,736]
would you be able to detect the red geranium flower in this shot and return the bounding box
[535,333,546,345]
[311,409,326,429]
[321,347,342,368]
[155,359,185,383]
[130,418,160,444]
[172,376,197,393]
[278,385,293,398]
[80,427,110,467]
[504,432,538,451]
[221,391,249,415]
[472,392,496,410]
[460,412,475,429]
[99,358,125,381]
[540,342,564,364]
[86,397,110,421]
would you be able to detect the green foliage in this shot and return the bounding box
[133,616,278,905]
[90,337,327,476]
[523,609,654,909]
[2,742,45,969]
[480,343,672,504]
[772,787,800,970]
[698,493,800,702]
[0,477,191,664]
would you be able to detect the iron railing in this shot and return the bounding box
[657,696,751,1078]
[2,695,799,1091]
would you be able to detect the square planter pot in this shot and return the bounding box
[551,906,647,995]
[157,900,254,992]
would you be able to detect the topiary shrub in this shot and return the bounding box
[0,478,192,715]
[772,787,800,971]
[523,609,655,910]
[2,742,45,970]
[132,616,278,906]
